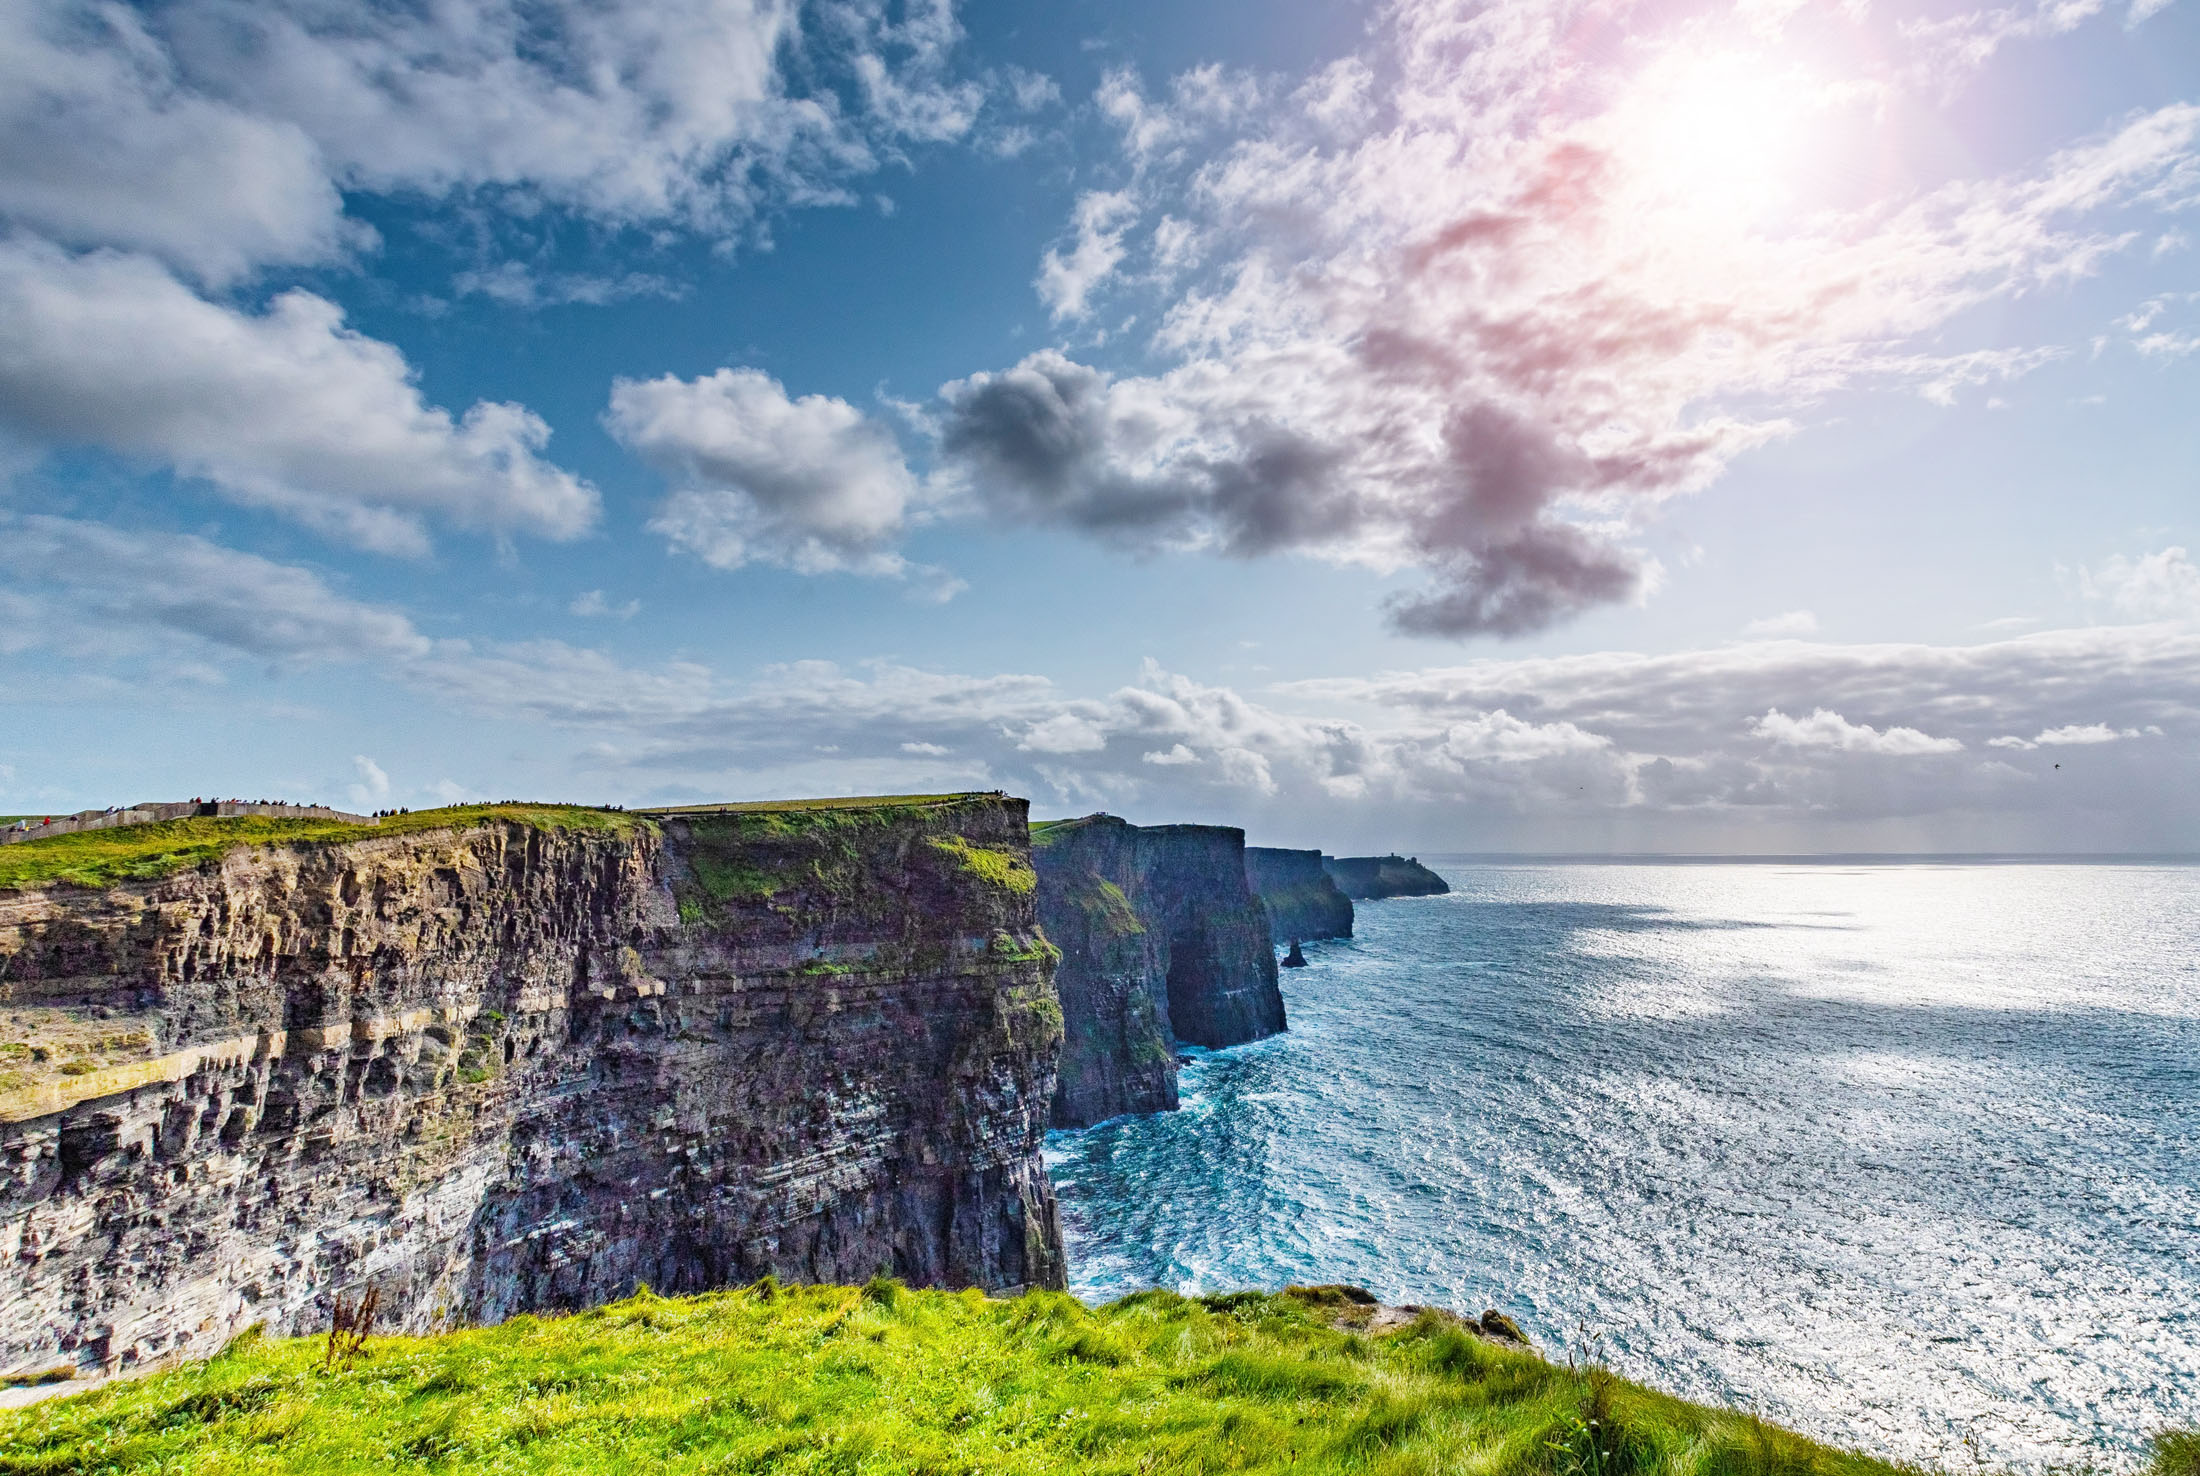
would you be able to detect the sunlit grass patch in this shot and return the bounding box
[0,1283,2121,1476]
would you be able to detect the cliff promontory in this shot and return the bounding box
[1033,816,1284,1128]
[0,795,1064,1384]
[1244,847,1354,943]
[1323,853,1451,900]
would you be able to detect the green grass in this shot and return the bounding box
[928,835,1039,895]
[7,1282,2151,1476]
[643,793,998,815]
[0,804,652,893]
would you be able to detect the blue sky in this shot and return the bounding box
[2,0,2196,852]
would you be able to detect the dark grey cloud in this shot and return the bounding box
[935,350,1359,555]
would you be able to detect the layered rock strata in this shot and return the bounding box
[1244,847,1354,944]
[0,795,1064,1382]
[1322,854,1451,900]
[1034,816,1284,1129]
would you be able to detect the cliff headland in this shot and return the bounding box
[1245,846,1354,943]
[1323,853,1451,900]
[1031,815,1285,1128]
[0,794,1062,1382]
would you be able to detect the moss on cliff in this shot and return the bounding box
[929,835,1039,895]
[662,794,1033,941]
[0,804,651,893]
[3,1282,2140,1476]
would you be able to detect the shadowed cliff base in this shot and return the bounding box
[1033,816,1285,1129]
[5,1281,2169,1476]
[0,794,1064,1383]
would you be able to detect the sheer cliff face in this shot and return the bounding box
[1244,848,1354,944]
[1034,817,1284,1129]
[0,797,1063,1382]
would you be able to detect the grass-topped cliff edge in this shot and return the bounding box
[0,804,654,893]
[0,794,1010,894]
[6,1283,2190,1476]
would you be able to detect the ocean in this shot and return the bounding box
[1044,860,2200,1470]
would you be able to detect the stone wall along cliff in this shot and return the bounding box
[1244,847,1354,944]
[1033,816,1285,1129]
[0,794,1064,1384]
[1322,854,1451,900]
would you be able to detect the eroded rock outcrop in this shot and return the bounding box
[1244,847,1354,944]
[0,795,1064,1382]
[1322,854,1450,900]
[1034,816,1284,1129]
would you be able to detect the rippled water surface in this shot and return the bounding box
[1045,862,2200,1470]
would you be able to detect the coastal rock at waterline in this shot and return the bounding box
[1033,816,1285,1129]
[1322,853,1451,900]
[0,795,1064,1382]
[1245,847,1354,943]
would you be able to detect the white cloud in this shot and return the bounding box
[10,517,2198,850]
[929,11,2200,637]
[0,515,432,664]
[1751,707,1966,756]
[347,755,391,811]
[2078,546,2200,622]
[453,265,682,309]
[1743,610,1820,638]
[610,368,921,578]
[0,0,993,285]
[1435,710,1611,761]
[2035,723,2140,745]
[1989,721,2154,749]
[0,516,709,723]
[1005,67,1061,113]
[1019,713,1109,754]
[571,590,641,620]
[1904,0,2111,78]
[1037,190,1139,321]
[0,243,596,554]
[0,1,350,285]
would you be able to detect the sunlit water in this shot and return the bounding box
[1045,862,2200,1470]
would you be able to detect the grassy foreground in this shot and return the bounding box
[0,804,650,893]
[7,1284,2186,1476]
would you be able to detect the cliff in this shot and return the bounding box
[1323,854,1451,900]
[0,795,1064,1383]
[1244,847,1354,943]
[1034,816,1284,1128]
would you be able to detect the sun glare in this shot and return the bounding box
[1613,50,1821,227]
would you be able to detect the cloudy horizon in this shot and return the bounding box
[3,0,2195,854]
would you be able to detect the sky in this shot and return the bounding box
[1,0,2196,854]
